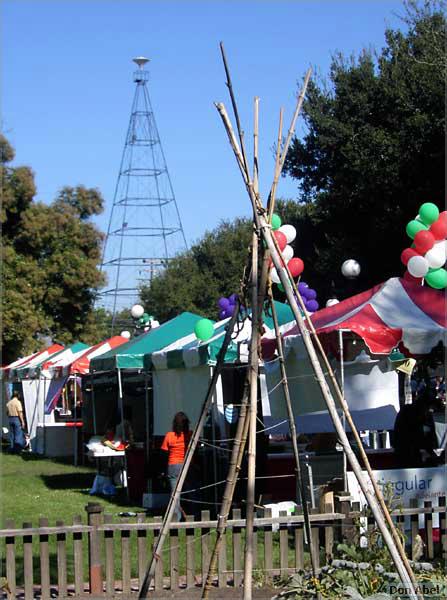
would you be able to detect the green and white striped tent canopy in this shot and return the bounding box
[149,301,295,371]
[89,312,207,373]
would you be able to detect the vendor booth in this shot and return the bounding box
[36,336,128,461]
[147,301,295,507]
[1,344,64,449]
[17,343,89,453]
[85,312,206,503]
[261,277,446,500]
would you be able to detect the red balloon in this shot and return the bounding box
[400,247,419,266]
[288,257,304,277]
[430,213,447,240]
[403,270,423,285]
[273,230,287,252]
[414,229,435,254]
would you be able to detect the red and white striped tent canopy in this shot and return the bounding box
[46,335,128,378]
[1,344,64,380]
[284,277,446,355]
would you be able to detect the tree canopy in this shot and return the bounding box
[140,218,252,322]
[1,135,108,362]
[281,0,445,300]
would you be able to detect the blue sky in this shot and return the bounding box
[3,0,405,246]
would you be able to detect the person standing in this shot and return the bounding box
[6,391,25,453]
[161,412,193,520]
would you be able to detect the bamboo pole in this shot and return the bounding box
[267,241,420,596]
[219,42,250,179]
[243,230,260,600]
[138,303,242,598]
[214,101,418,600]
[269,291,316,576]
[291,283,421,596]
[201,370,251,599]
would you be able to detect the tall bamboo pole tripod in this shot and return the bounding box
[214,90,419,599]
[201,56,318,599]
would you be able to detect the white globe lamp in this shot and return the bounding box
[120,330,131,339]
[131,304,145,319]
[341,259,361,279]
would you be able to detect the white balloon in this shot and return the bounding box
[130,304,144,318]
[341,259,361,279]
[407,255,429,278]
[270,268,281,284]
[326,298,340,307]
[279,224,297,244]
[435,240,447,260]
[282,245,294,262]
[425,243,446,269]
[120,330,131,339]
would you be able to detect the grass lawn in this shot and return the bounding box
[0,451,144,523]
[0,452,307,588]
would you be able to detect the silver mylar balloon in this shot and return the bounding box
[341,259,361,279]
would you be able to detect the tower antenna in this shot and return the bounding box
[99,56,187,331]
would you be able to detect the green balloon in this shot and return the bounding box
[271,214,282,231]
[277,282,285,292]
[194,318,214,341]
[419,203,439,226]
[424,267,447,289]
[406,219,427,239]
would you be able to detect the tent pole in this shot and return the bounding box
[269,293,316,574]
[117,368,129,498]
[91,374,97,435]
[210,368,219,510]
[138,302,242,598]
[215,100,419,600]
[74,376,78,466]
[144,373,150,467]
[338,330,347,491]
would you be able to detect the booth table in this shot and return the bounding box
[87,445,146,502]
[36,421,83,463]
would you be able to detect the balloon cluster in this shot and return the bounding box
[269,214,304,284]
[138,312,153,327]
[401,203,447,289]
[194,318,214,342]
[217,294,239,320]
[296,281,320,313]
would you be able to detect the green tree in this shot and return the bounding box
[140,218,252,321]
[282,0,445,301]
[1,136,107,362]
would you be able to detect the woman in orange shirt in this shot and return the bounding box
[161,412,192,520]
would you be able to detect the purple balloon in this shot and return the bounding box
[229,293,238,304]
[305,288,317,301]
[225,305,235,317]
[306,299,319,312]
[297,282,308,294]
[219,309,227,319]
[218,297,230,310]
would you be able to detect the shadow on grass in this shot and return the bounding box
[21,452,93,468]
[40,472,95,490]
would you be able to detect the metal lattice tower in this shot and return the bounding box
[99,57,187,327]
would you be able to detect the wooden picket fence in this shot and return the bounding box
[0,496,445,599]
